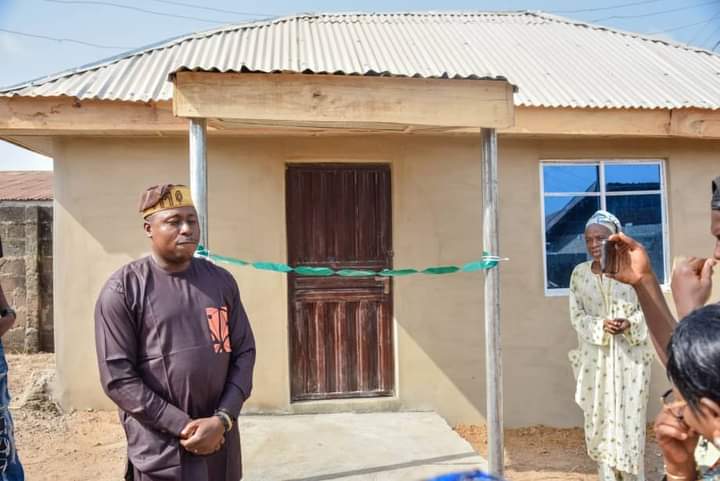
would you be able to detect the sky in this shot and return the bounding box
[1,0,719,171]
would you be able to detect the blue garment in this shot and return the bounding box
[429,471,501,481]
[703,465,720,480]
[0,342,24,481]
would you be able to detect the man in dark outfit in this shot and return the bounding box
[95,184,256,481]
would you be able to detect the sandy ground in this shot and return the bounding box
[9,354,126,481]
[455,424,664,481]
[8,354,664,481]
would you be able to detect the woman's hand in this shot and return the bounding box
[654,406,698,478]
[603,319,630,335]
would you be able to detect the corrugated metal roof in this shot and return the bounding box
[0,171,53,201]
[3,11,720,110]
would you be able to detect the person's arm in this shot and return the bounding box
[216,281,256,418]
[569,269,610,346]
[95,279,191,437]
[0,284,16,338]
[608,232,676,365]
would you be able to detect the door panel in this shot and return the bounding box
[287,165,394,401]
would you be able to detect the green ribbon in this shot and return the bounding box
[195,246,502,276]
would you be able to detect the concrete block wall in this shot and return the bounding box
[0,201,53,352]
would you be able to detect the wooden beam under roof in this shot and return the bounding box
[0,97,186,136]
[172,72,516,130]
[2,95,720,140]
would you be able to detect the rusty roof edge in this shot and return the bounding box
[0,171,53,201]
[167,66,515,85]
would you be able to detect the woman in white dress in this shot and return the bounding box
[569,210,654,481]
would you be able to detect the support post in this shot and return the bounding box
[189,118,208,248]
[482,127,503,477]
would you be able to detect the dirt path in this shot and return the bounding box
[8,354,665,481]
[456,424,664,481]
[9,354,125,481]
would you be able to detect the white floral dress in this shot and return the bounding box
[569,261,654,480]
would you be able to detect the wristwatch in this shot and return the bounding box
[214,409,234,433]
[0,307,15,319]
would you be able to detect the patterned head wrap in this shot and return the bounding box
[585,210,622,234]
[712,176,720,211]
[138,184,194,218]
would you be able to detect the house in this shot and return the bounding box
[1,11,720,427]
[0,171,54,352]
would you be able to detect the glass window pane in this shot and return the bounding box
[543,165,599,193]
[606,194,665,282]
[545,195,601,289]
[605,164,661,192]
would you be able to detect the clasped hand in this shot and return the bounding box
[180,417,225,456]
[603,318,630,335]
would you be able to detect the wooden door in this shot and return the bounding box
[286,164,394,401]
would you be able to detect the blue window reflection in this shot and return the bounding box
[543,165,599,193]
[545,196,601,289]
[605,164,660,192]
[542,162,665,291]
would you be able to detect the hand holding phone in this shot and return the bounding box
[600,239,619,274]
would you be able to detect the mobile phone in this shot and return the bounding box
[600,239,619,274]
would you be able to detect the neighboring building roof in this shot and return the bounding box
[2,11,720,110]
[0,171,53,201]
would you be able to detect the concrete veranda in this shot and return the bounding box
[240,412,488,481]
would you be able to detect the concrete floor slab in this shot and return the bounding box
[239,412,487,481]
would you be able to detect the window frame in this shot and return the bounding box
[539,159,670,297]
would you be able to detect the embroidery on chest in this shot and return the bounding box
[205,306,231,353]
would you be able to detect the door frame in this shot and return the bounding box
[285,162,396,402]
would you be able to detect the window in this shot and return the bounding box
[540,160,668,295]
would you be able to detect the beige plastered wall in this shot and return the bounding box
[48,134,720,427]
